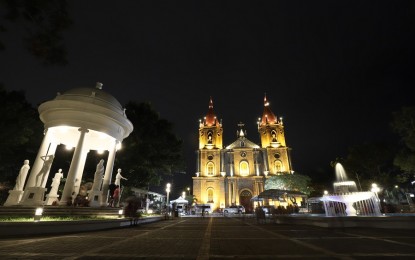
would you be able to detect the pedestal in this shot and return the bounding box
[3,190,24,206]
[88,190,103,207]
[45,194,60,205]
[19,187,47,206]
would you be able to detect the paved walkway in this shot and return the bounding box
[1,216,415,259]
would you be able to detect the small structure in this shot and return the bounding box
[7,83,133,207]
[170,196,189,215]
[258,189,307,212]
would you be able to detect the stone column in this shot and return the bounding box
[73,149,89,197]
[60,128,89,205]
[101,140,117,206]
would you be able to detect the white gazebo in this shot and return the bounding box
[11,83,133,207]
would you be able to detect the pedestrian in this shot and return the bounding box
[112,185,120,207]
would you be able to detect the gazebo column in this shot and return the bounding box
[26,129,56,188]
[73,149,89,197]
[101,140,117,206]
[60,128,89,205]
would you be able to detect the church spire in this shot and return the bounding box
[259,93,278,126]
[204,96,217,126]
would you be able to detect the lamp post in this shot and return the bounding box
[371,183,381,211]
[371,183,380,201]
[166,183,171,210]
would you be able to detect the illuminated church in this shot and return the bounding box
[192,95,293,213]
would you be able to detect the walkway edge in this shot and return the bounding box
[0,216,163,238]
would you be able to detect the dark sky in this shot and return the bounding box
[1,1,415,197]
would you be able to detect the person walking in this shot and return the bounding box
[112,185,120,207]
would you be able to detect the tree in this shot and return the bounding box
[390,106,415,184]
[264,173,314,196]
[116,101,185,188]
[0,86,43,182]
[0,0,72,65]
[342,142,398,190]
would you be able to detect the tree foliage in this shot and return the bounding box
[0,0,72,65]
[264,173,314,196]
[0,86,43,182]
[115,101,185,188]
[390,106,415,184]
[342,142,398,189]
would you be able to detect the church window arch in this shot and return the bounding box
[207,188,214,203]
[271,130,278,142]
[274,160,283,173]
[239,160,249,176]
[206,162,215,176]
[207,131,213,144]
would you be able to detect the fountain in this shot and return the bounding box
[320,163,381,216]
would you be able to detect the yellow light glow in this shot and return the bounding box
[97,150,104,154]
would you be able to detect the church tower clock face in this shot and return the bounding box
[240,151,247,157]
[207,155,214,160]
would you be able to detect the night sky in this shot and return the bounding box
[1,1,415,196]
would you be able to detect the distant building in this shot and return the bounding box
[192,95,294,213]
[131,187,166,211]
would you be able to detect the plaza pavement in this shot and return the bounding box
[0,215,415,259]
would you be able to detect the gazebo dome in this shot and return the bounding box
[38,84,133,148]
[54,87,123,112]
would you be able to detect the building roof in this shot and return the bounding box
[55,83,123,111]
[259,94,278,126]
[258,189,307,199]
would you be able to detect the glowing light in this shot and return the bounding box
[65,145,73,150]
[34,207,43,222]
[116,142,122,150]
[97,150,104,154]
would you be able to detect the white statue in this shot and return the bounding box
[49,169,64,196]
[91,159,105,191]
[35,154,54,187]
[114,168,127,186]
[14,160,30,191]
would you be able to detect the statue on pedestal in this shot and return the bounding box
[35,154,55,187]
[91,159,105,191]
[14,160,30,191]
[115,168,127,186]
[49,169,64,196]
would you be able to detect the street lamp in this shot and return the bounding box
[371,183,382,212]
[182,191,186,198]
[166,183,171,207]
[371,183,380,201]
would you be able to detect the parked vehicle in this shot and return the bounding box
[223,205,245,214]
[194,204,213,215]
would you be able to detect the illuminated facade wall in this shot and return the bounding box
[192,96,293,213]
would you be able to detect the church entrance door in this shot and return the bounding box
[240,190,253,213]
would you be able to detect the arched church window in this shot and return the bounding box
[240,161,249,176]
[274,160,283,173]
[207,188,214,203]
[271,130,277,142]
[207,162,214,176]
[207,131,213,144]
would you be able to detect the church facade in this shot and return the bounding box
[192,96,294,213]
